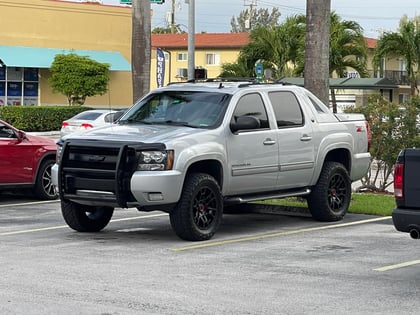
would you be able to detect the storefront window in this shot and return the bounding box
[0,68,5,106]
[0,67,38,106]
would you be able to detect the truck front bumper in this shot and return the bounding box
[128,170,184,207]
[53,161,184,209]
[392,208,420,239]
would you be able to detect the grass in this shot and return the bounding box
[258,192,395,217]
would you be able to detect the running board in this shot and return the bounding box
[224,188,311,205]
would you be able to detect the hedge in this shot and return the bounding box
[0,106,93,132]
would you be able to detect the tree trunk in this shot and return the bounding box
[304,0,331,106]
[131,0,151,103]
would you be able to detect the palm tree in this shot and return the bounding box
[295,12,368,112]
[305,0,331,107]
[328,12,368,112]
[131,0,151,102]
[220,15,305,79]
[373,17,420,96]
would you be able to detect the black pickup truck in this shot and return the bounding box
[392,148,420,239]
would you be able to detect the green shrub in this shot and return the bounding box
[0,106,93,131]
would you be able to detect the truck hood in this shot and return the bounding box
[61,123,208,143]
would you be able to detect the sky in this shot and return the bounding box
[73,0,419,38]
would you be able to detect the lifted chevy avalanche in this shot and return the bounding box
[52,81,371,241]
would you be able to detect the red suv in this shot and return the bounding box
[0,119,57,199]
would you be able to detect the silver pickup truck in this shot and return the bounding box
[52,81,371,241]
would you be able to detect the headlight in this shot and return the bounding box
[56,141,64,165]
[137,150,174,171]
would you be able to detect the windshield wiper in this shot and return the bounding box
[119,118,153,125]
[161,120,199,128]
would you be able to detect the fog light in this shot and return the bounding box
[148,192,163,201]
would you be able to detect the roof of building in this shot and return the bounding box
[278,77,398,89]
[152,32,377,50]
[0,46,131,71]
[365,37,377,49]
[152,33,250,49]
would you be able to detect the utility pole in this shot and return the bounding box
[187,0,195,80]
[170,0,175,33]
[244,0,257,30]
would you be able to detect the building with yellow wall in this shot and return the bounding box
[0,0,249,107]
[0,0,132,107]
[150,33,249,89]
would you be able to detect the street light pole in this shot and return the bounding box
[187,0,195,81]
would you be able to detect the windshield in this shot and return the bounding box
[119,91,231,128]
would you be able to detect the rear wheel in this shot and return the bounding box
[307,161,351,222]
[61,199,114,232]
[33,159,58,200]
[170,173,223,241]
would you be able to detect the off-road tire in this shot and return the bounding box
[33,159,58,200]
[61,199,114,232]
[307,161,351,222]
[170,173,223,241]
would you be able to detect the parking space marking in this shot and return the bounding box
[170,216,391,251]
[374,259,420,272]
[0,225,68,236]
[0,213,168,236]
[0,200,59,208]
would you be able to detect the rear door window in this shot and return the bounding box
[268,91,304,128]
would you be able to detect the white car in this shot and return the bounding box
[60,109,124,137]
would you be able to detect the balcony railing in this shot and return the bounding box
[368,70,410,86]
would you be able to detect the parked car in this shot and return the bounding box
[60,109,125,137]
[392,148,420,239]
[0,119,57,200]
[52,81,371,241]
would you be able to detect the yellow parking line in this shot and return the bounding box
[374,260,420,272]
[171,216,391,251]
[0,213,168,236]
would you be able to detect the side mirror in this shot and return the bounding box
[230,115,260,133]
[17,130,26,143]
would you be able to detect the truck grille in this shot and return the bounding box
[58,139,164,208]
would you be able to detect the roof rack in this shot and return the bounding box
[166,78,291,89]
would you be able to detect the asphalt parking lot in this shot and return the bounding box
[0,195,419,315]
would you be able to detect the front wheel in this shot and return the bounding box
[307,161,351,222]
[33,159,58,200]
[170,173,223,241]
[61,199,114,232]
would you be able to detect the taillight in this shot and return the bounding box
[61,122,69,128]
[394,162,404,199]
[80,123,93,129]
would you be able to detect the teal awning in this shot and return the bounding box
[0,46,131,71]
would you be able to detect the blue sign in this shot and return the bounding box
[156,48,165,88]
[255,63,263,76]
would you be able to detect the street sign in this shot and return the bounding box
[120,0,165,4]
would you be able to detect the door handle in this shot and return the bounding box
[300,134,312,141]
[263,138,276,145]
